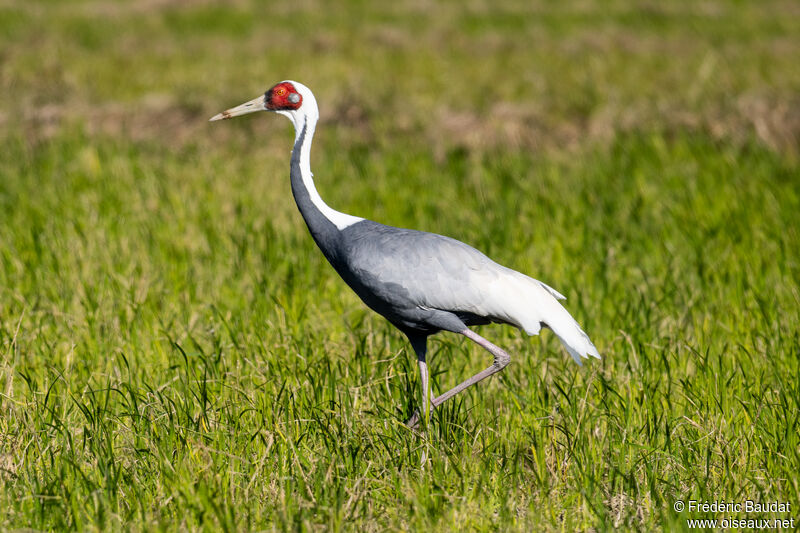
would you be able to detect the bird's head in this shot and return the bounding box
[209,80,318,129]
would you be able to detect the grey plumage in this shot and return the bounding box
[340,221,511,333]
[211,80,600,430]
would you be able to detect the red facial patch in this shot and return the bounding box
[265,82,302,110]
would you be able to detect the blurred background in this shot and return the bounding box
[4,0,798,156]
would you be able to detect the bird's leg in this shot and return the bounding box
[430,328,510,409]
[405,334,431,430]
[418,358,431,420]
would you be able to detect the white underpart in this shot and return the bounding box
[279,81,364,231]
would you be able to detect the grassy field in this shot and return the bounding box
[1,0,799,530]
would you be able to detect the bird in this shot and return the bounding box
[210,80,600,429]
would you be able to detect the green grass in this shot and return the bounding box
[1,0,799,531]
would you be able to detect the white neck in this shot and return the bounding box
[279,82,364,231]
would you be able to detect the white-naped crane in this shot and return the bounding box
[211,81,600,429]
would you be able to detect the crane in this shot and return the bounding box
[210,80,600,429]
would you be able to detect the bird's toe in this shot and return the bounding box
[405,411,421,431]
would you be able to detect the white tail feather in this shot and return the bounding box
[537,280,566,301]
[485,269,600,364]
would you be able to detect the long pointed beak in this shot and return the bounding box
[209,95,266,121]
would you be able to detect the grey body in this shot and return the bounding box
[211,81,599,430]
[292,123,498,338]
[342,220,497,334]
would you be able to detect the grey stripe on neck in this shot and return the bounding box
[290,120,346,261]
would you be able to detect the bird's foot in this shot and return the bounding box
[405,410,421,432]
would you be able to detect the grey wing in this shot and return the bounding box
[340,222,508,317]
[338,221,601,364]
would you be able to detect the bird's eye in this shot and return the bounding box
[276,88,287,96]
